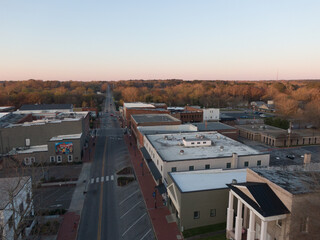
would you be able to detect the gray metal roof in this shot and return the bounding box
[192,122,236,131]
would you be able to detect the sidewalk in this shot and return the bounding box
[125,134,183,240]
[56,212,80,240]
[57,131,95,240]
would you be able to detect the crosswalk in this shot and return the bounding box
[90,175,115,184]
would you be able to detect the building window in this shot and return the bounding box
[68,155,73,162]
[157,160,159,165]
[50,156,55,163]
[197,142,200,144]
[191,142,195,145]
[193,211,200,219]
[244,161,249,167]
[30,157,35,163]
[19,202,24,216]
[226,162,231,168]
[203,142,206,144]
[300,217,309,233]
[57,156,62,163]
[171,167,177,172]
[24,157,31,165]
[189,166,194,171]
[205,164,210,169]
[161,166,162,171]
[276,219,282,228]
[210,209,216,217]
[257,160,261,166]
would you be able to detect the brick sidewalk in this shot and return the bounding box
[125,135,183,240]
[57,212,80,240]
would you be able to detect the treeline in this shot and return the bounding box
[110,79,320,127]
[0,80,105,109]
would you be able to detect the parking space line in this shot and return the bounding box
[121,213,146,237]
[106,176,109,181]
[140,229,151,240]
[119,189,140,205]
[120,201,141,219]
[91,178,94,184]
[96,177,99,183]
[111,175,114,181]
[101,176,104,182]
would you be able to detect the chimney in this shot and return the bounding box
[232,153,238,168]
[304,153,311,165]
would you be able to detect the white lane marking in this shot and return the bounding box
[110,175,114,181]
[119,189,140,205]
[121,213,147,237]
[91,178,94,184]
[101,176,104,182]
[106,176,109,181]
[96,177,99,183]
[140,229,152,240]
[120,201,142,219]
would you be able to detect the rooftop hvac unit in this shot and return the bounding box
[220,146,224,151]
[180,150,184,155]
[25,139,30,147]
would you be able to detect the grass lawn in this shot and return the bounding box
[183,222,226,238]
[200,233,226,240]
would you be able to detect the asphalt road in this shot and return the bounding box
[77,86,155,240]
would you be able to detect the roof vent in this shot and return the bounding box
[180,150,184,155]
[232,179,237,184]
[220,146,224,151]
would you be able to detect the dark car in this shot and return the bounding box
[286,155,295,159]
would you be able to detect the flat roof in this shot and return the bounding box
[132,114,180,124]
[146,131,261,162]
[252,164,320,194]
[170,169,246,192]
[138,124,198,135]
[19,104,73,111]
[192,122,236,131]
[0,113,28,128]
[123,102,155,109]
[0,176,30,209]
[14,145,48,154]
[50,133,82,141]
[0,113,9,119]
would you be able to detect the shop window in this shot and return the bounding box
[57,156,62,163]
[189,166,194,171]
[193,211,200,219]
[171,167,176,172]
[244,161,249,167]
[226,162,231,168]
[50,156,55,163]
[68,155,73,162]
[205,164,210,169]
[257,160,261,166]
[210,209,216,217]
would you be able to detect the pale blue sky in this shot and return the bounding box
[1,1,320,81]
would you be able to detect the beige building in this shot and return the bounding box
[144,131,270,185]
[226,163,320,240]
[236,124,320,147]
[167,169,246,231]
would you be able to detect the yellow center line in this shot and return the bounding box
[97,138,108,240]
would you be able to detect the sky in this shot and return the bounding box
[1,0,320,81]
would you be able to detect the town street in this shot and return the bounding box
[77,87,155,240]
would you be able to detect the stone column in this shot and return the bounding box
[226,191,234,231]
[235,200,243,240]
[247,210,256,240]
[243,206,248,228]
[260,220,268,240]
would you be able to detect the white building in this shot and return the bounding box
[0,176,34,240]
[203,108,220,121]
[144,131,270,185]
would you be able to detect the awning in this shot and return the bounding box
[140,147,152,162]
[148,161,162,181]
[156,183,167,194]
